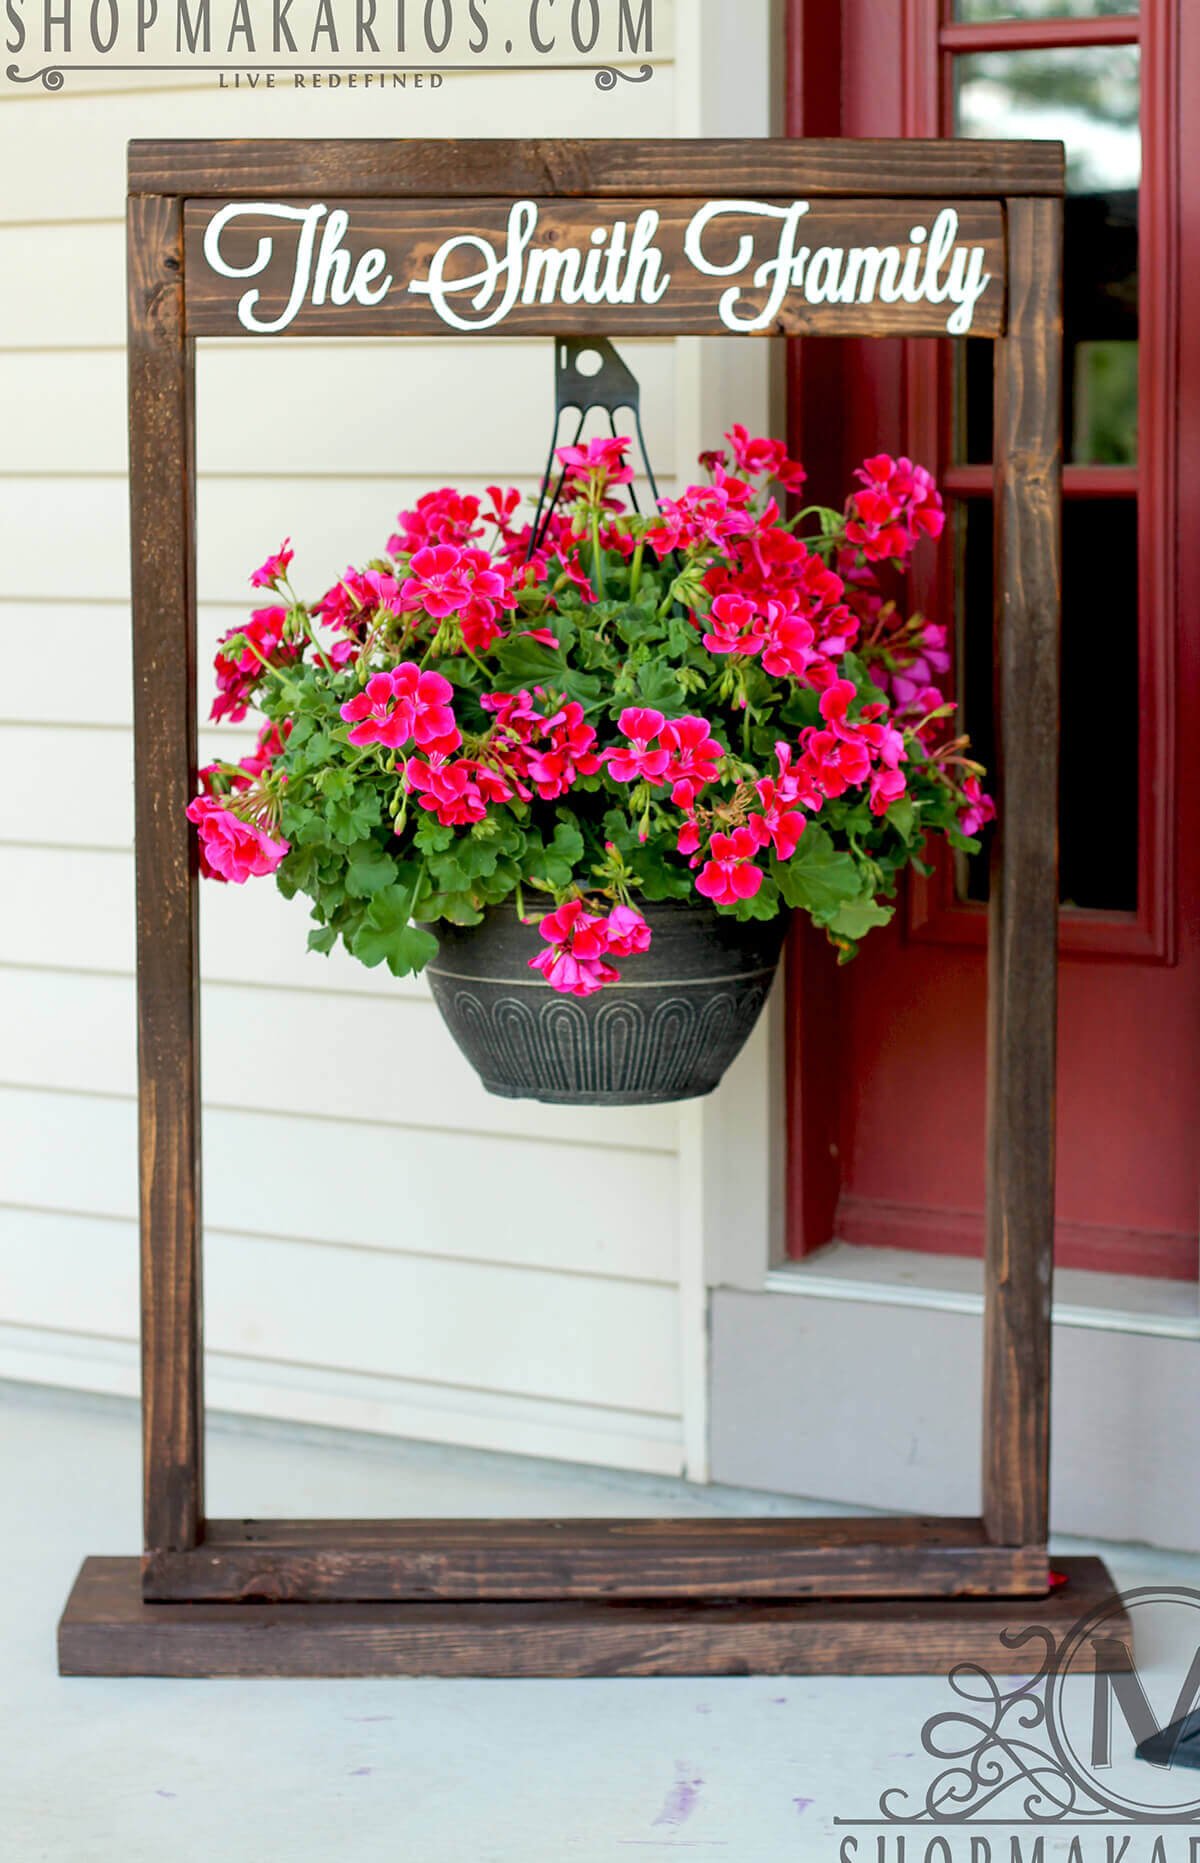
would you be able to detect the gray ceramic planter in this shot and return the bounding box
[424,898,788,1106]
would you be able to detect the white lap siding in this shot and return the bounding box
[0,0,777,1484]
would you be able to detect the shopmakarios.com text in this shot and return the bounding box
[837,1838,1200,1863]
[3,0,654,61]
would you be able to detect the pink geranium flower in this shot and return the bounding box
[388,488,482,555]
[702,592,766,658]
[529,899,619,998]
[725,425,808,493]
[406,757,510,827]
[677,817,703,862]
[661,716,724,809]
[695,829,763,906]
[959,776,997,838]
[399,544,472,619]
[606,708,672,785]
[524,702,601,801]
[869,766,908,817]
[760,603,818,682]
[846,455,945,563]
[186,796,289,885]
[557,435,635,491]
[604,905,652,959]
[799,728,872,799]
[340,665,460,756]
[211,606,297,725]
[238,719,291,782]
[250,539,293,590]
[750,776,806,860]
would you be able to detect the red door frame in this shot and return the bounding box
[783,0,1197,1274]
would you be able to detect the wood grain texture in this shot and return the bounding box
[128,137,1066,201]
[141,1516,1051,1604]
[983,196,1064,1549]
[128,193,205,1559]
[60,1556,1128,1679]
[182,197,1006,340]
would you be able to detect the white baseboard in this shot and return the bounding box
[0,1322,684,1479]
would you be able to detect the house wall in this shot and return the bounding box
[0,0,777,1490]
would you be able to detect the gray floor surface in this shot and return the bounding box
[3,1381,1198,1861]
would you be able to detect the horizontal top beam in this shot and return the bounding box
[128,137,1066,201]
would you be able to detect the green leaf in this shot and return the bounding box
[414,817,455,855]
[886,797,917,842]
[420,891,486,926]
[825,896,894,941]
[346,846,399,899]
[306,924,338,956]
[632,658,685,713]
[494,635,601,708]
[325,787,383,846]
[525,820,585,890]
[615,603,667,648]
[772,827,863,918]
[350,883,437,977]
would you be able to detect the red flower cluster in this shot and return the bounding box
[313,568,403,663]
[403,688,603,828]
[845,454,946,563]
[406,757,512,826]
[398,543,518,651]
[387,487,484,556]
[211,607,299,725]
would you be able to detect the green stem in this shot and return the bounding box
[590,508,606,601]
[629,540,645,603]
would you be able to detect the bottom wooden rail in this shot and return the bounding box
[141,1514,1050,1603]
[60,1555,1127,1678]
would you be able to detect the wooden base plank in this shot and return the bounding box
[142,1515,1050,1604]
[60,1556,1128,1679]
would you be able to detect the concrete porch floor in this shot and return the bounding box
[4,1381,1200,1861]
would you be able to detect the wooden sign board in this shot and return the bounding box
[183,196,1006,338]
[56,138,1087,1681]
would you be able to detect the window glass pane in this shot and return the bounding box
[953,45,1140,464]
[958,498,1139,912]
[954,1,1137,17]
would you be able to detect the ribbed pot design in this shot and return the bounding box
[423,899,789,1106]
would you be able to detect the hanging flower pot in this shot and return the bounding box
[424,897,789,1106]
[183,412,995,1111]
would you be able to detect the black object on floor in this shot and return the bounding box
[1136,1709,1200,1770]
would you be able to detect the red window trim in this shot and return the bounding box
[900,0,1179,966]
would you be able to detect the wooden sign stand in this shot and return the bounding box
[59,137,1129,1678]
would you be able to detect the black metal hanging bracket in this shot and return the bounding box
[528,338,661,558]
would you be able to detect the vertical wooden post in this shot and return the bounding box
[983,196,1063,1549]
[128,194,204,1560]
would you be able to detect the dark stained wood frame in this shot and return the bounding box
[60,136,1094,1677]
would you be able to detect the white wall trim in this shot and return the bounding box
[764,1269,1200,1341]
[0,1322,684,1479]
[672,0,778,1481]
